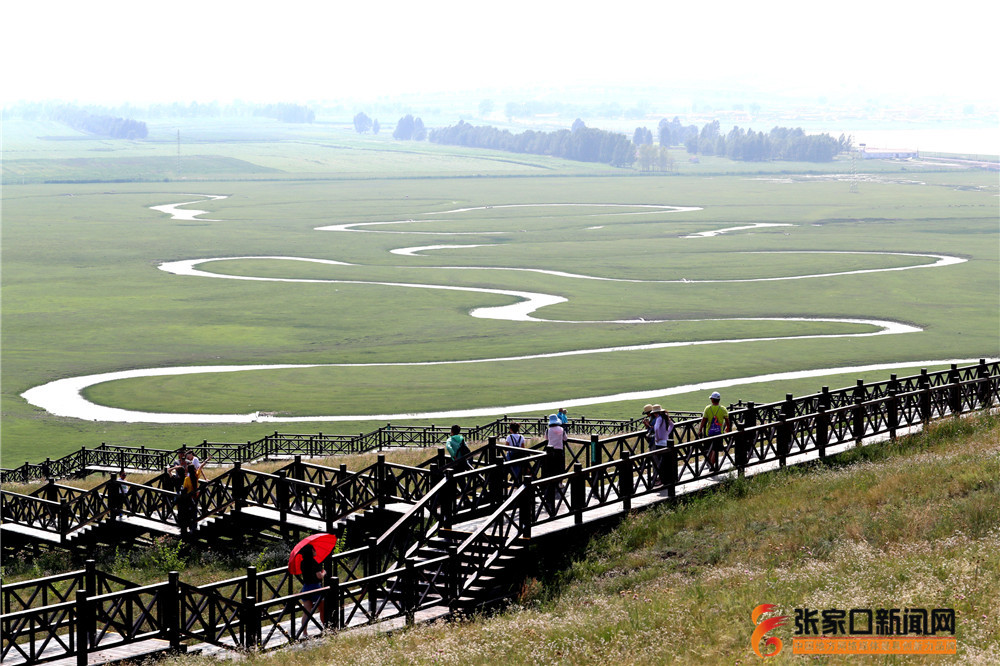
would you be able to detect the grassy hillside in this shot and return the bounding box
[156,412,999,665]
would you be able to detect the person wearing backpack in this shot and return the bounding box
[698,391,731,473]
[445,425,473,470]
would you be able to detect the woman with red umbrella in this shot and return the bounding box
[289,534,336,635]
[296,544,326,635]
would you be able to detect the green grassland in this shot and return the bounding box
[2,118,997,464]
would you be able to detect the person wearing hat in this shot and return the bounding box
[649,404,674,487]
[557,408,569,425]
[543,414,568,513]
[641,404,656,447]
[698,391,731,473]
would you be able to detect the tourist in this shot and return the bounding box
[297,544,326,636]
[504,422,525,484]
[168,450,188,491]
[185,449,209,480]
[641,403,655,447]
[544,414,567,512]
[445,425,472,469]
[179,464,199,536]
[557,407,569,425]
[698,391,731,473]
[649,405,674,487]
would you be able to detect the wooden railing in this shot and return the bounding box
[2,361,997,664]
[1,415,649,486]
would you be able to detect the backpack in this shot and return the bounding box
[707,407,723,436]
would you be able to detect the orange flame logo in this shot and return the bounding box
[751,604,789,658]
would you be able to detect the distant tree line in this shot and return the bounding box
[53,106,148,139]
[393,115,426,141]
[682,121,851,161]
[428,120,635,166]
[253,103,314,123]
[353,112,381,134]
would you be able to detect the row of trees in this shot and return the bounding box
[53,106,148,139]
[683,121,851,161]
[428,120,635,166]
[392,115,426,140]
[353,112,381,134]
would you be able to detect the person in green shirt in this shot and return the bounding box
[445,424,472,469]
[698,391,731,473]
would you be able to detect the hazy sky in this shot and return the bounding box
[3,0,996,105]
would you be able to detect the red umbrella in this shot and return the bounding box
[288,533,337,575]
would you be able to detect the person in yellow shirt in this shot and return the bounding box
[698,391,731,473]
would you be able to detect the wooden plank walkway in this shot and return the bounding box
[1,637,176,666]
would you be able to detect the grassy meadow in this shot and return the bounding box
[1,118,998,464]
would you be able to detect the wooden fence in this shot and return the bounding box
[1,414,680,486]
[1,361,997,664]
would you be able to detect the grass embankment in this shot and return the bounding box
[153,411,1000,665]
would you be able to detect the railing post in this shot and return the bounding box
[447,545,460,610]
[820,387,831,411]
[919,369,932,423]
[490,461,504,506]
[949,363,962,416]
[488,436,498,462]
[377,454,386,510]
[783,393,795,419]
[244,566,257,603]
[75,589,90,666]
[777,416,789,467]
[571,463,584,525]
[666,444,677,499]
[324,480,334,533]
[746,401,757,429]
[326,576,342,630]
[241,594,259,650]
[165,571,181,650]
[977,359,991,408]
[442,471,455,529]
[59,501,70,544]
[619,452,632,513]
[520,477,534,539]
[277,470,288,525]
[232,462,244,514]
[817,407,829,457]
[366,537,379,618]
[735,424,748,478]
[854,379,866,404]
[404,558,417,625]
[887,390,899,440]
[852,396,866,446]
[590,434,600,466]
[84,559,97,597]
